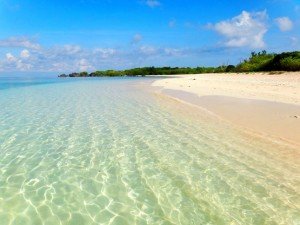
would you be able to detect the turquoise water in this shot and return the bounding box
[0,77,299,225]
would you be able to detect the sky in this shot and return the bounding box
[0,0,299,74]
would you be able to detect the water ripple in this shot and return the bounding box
[0,79,299,225]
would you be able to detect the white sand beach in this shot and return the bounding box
[153,73,300,145]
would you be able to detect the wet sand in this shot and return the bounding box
[152,73,300,145]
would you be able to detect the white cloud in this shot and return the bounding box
[78,59,94,71]
[290,37,299,46]
[61,45,82,54]
[275,17,293,32]
[213,10,268,48]
[0,37,41,50]
[164,48,183,57]
[0,44,205,72]
[16,61,33,71]
[6,53,17,62]
[132,34,143,44]
[0,36,214,72]
[3,52,32,71]
[139,46,158,55]
[0,42,121,72]
[93,48,116,59]
[145,0,160,8]
[137,46,187,57]
[20,49,30,58]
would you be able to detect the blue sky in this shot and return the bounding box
[0,0,299,73]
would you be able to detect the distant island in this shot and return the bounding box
[59,51,300,77]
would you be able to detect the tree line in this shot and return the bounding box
[59,51,300,77]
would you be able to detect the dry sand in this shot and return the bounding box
[152,72,300,145]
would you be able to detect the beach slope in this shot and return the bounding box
[152,73,300,145]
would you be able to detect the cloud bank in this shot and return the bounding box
[145,0,161,8]
[0,37,196,72]
[212,10,268,48]
[275,17,293,32]
[0,37,41,50]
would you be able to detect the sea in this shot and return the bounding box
[0,76,299,225]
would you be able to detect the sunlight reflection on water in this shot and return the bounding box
[0,77,299,225]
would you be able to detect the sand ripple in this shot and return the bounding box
[0,79,299,225]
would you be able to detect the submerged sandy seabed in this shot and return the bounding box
[152,73,300,145]
[1,78,299,224]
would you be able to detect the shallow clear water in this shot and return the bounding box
[0,77,299,225]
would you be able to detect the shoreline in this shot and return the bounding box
[152,73,300,145]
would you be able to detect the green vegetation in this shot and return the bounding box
[59,51,300,77]
[236,51,300,72]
